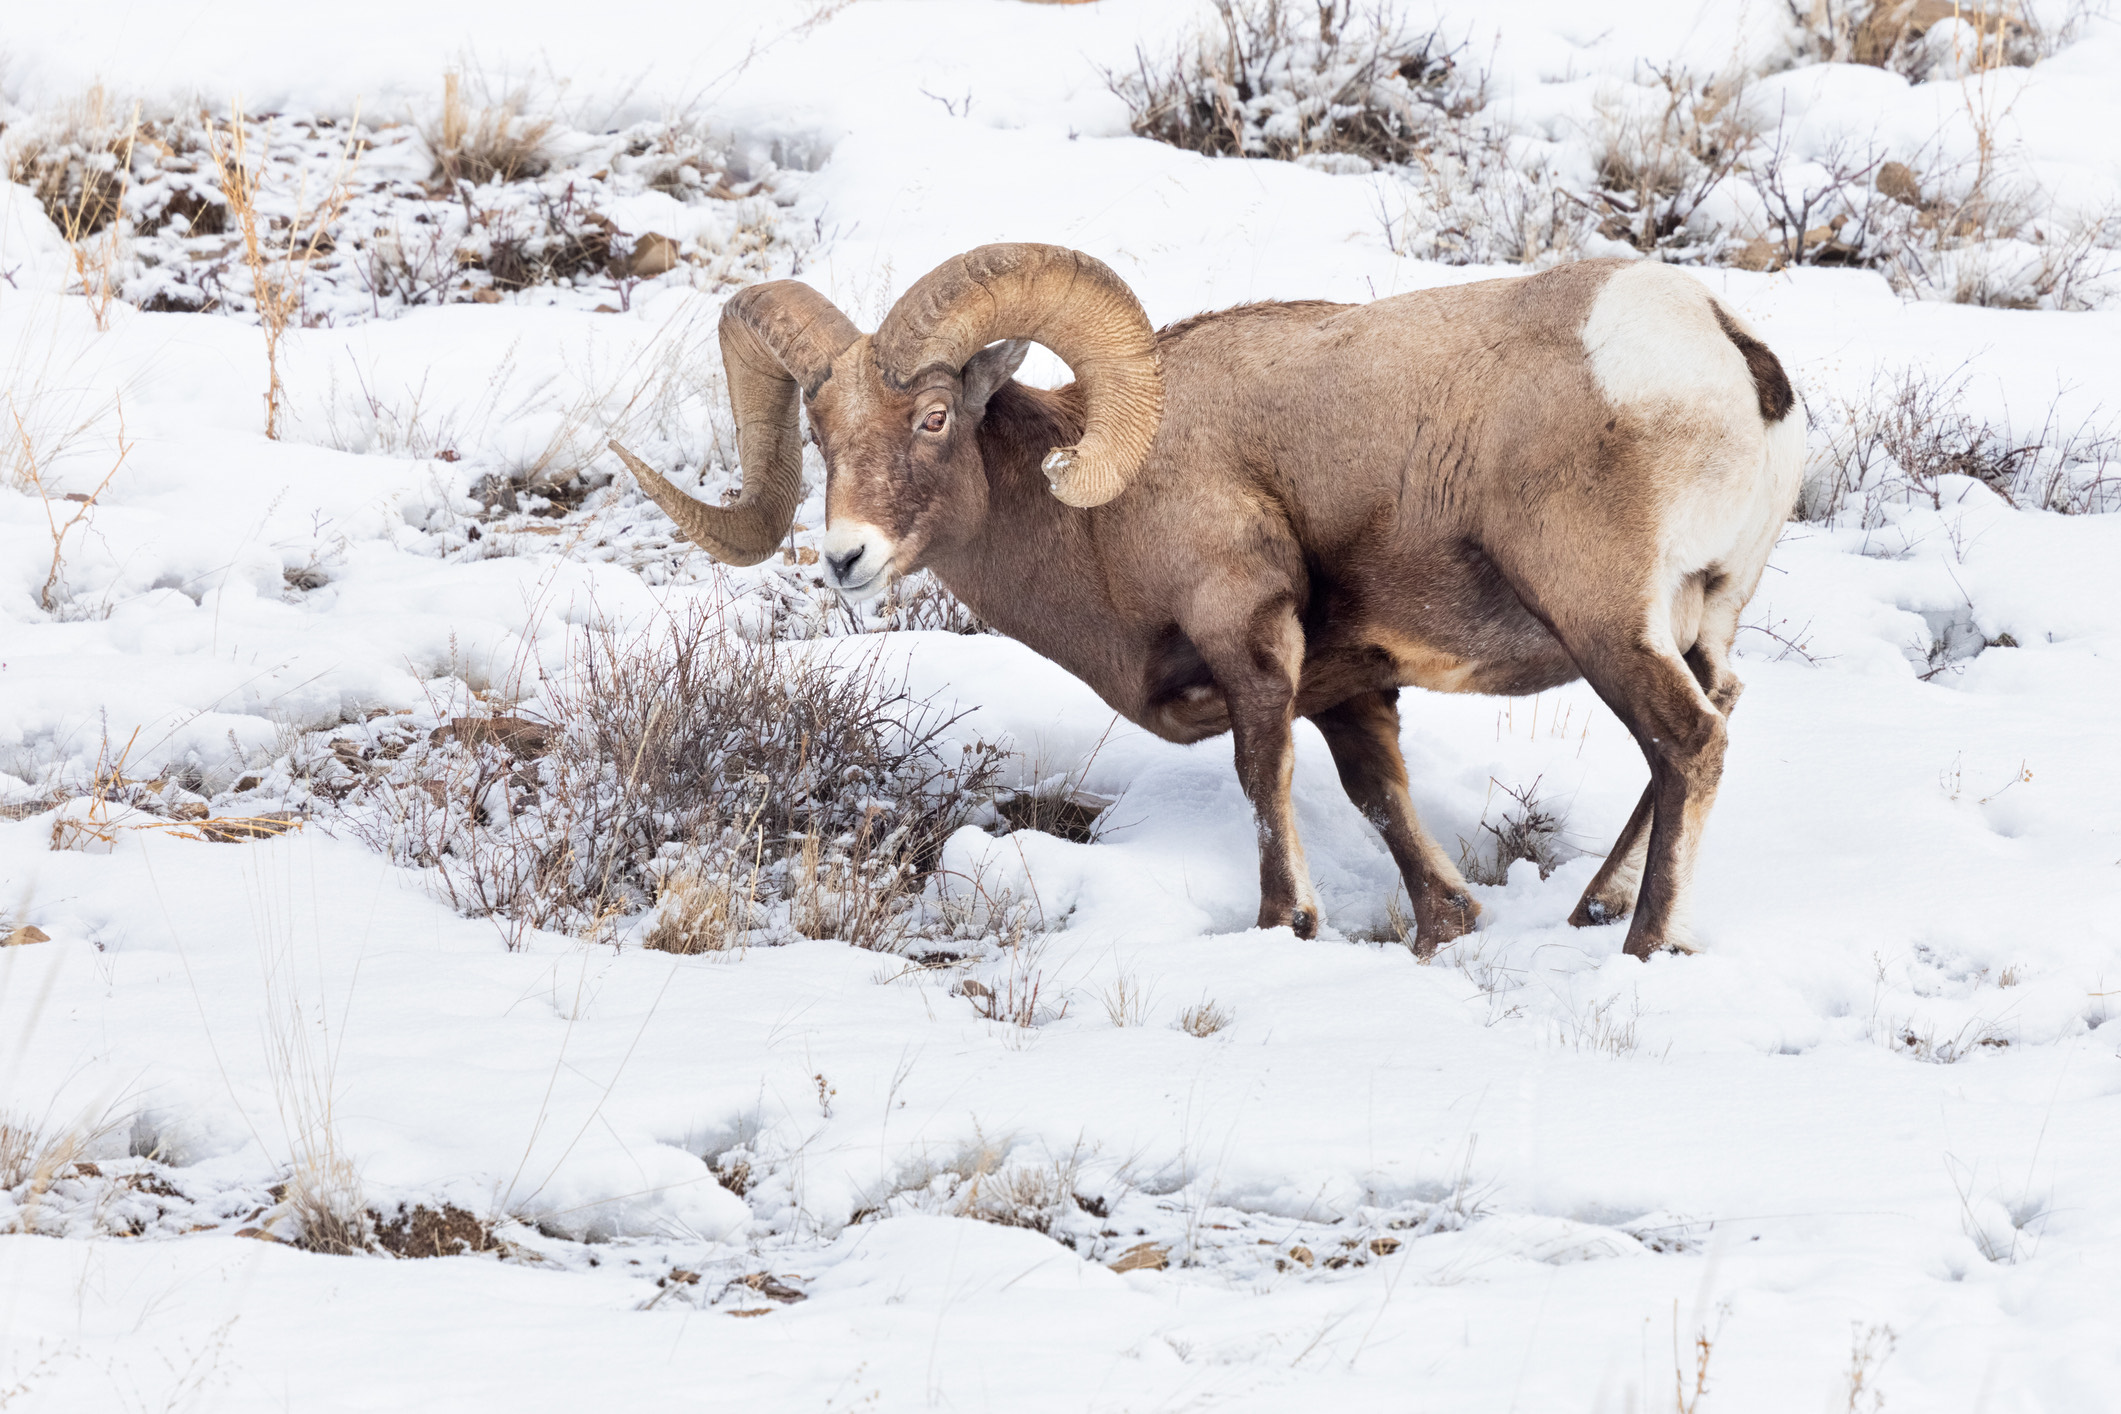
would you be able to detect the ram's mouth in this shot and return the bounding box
[833,565,895,603]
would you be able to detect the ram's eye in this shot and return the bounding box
[920,409,946,433]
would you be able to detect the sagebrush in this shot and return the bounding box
[335,604,1006,949]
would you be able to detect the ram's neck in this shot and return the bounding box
[921,382,1143,711]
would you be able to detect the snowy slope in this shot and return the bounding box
[4,1,2121,1410]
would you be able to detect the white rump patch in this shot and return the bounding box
[1580,263,1751,413]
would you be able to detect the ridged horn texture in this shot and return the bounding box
[874,244,1162,508]
[612,282,858,566]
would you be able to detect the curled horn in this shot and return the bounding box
[874,244,1161,508]
[610,281,857,565]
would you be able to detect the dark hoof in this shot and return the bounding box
[1568,896,1628,928]
[1290,907,1318,940]
[1621,935,1699,960]
[1410,891,1480,958]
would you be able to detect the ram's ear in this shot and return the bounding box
[960,339,1031,418]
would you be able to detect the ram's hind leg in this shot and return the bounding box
[1310,690,1479,957]
[1567,579,1747,937]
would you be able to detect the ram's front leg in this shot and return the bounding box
[1211,603,1319,938]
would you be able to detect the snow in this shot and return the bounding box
[5,0,2121,1409]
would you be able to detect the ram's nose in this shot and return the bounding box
[825,544,865,583]
[818,522,896,601]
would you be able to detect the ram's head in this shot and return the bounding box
[610,244,1163,600]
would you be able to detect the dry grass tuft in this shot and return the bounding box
[954,1149,1083,1233]
[0,1106,128,1235]
[0,1114,90,1200]
[424,72,555,188]
[643,860,757,955]
[863,1133,1088,1236]
[1890,1016,2011,1062]
[1553,993,1653,1058]
[282,1152,370,1254]
[1176,998,1233,1037]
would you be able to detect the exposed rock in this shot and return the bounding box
[429,716,552,759]
[1852,0,2030,68]
[737,1271,807,1303]
[1108,1241,1169,1273]
[1876,160,1924,208]
[1731,217,1856,273]
[3,925,51,947]
[619,232,680,279]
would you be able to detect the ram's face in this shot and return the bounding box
[812,337,1024,601]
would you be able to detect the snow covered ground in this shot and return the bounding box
[4,1,2121,1409]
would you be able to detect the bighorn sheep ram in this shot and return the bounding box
[610,245,1802,957]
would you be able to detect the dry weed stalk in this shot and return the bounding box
[5,86,139,329]
[1456,776,1567,886]
[1101,971,1152,1027]
[7,391,131,612]
[50,95,140,331]
[1673,1300,1728,1414]
[208,103,360,438]
[3,84,136,234]
[1845,1323,1898,1413]
[260,889,370,1253]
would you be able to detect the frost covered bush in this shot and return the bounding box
[332,605,1006,949]
[1376,123,1590,267]
[1117,0,2121,306]
[1800,364,2121,521]
[1730,128,2121,310]
[3,92,792,324]
[1783,0,2093,79]
[1455,778,1569,886]
[1107,0,1478,169]
[1581,66,1758,257]
[1,84,139,235]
